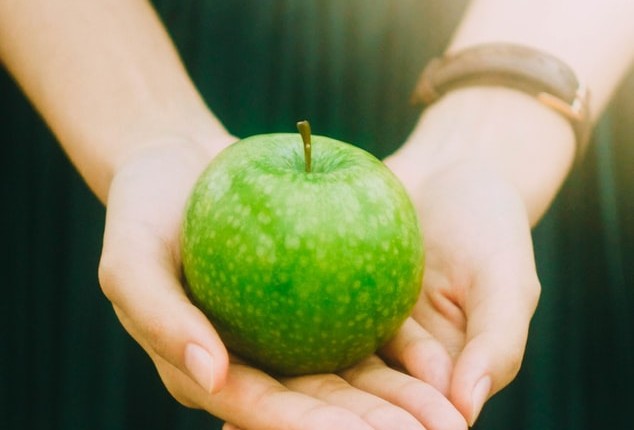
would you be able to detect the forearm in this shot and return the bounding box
[0,0,229,202]
[394,0,634,224]
[450,0,634,119]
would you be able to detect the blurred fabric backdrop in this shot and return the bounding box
[1,1,633,429]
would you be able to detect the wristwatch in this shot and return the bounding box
[412,43,591,158]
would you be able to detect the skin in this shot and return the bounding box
[1,0,633,429]
[383,1,634,424]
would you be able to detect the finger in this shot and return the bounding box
[450,266,540,426]
[411,261,470,359]
[143,336,208,408]
[341,356,468,430]
[145,347,376,430]
[112,303,221,409]
[283,371,424,430]
[99,224,229,394]
[380,318,453,395]
[208,363,376,430]
[222,424,243,430]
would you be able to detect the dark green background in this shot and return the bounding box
[2,1,633,429]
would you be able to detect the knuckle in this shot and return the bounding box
[338,355,383,383]
[97,252,123,302]
[527,279,542,311]
[306,374,350,397]
[99,253,171,353]
[501,342,526,384]
[98,250,140,306]
[508,351,524,379]
[481,333,528,390]
[141,314,171,354]
[518,274,542,316]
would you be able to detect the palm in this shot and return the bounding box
[99,142,467,430]
[383,158,541,423]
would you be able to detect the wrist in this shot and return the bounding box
[390,86,575,224]
[99,110,234,203]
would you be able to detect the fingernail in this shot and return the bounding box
[469,375,491,426]
[185,343,215,393]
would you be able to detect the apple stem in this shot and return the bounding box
[296,120,312,173]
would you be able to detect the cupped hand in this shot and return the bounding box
[383,154,541,426]
[97,137,467,430]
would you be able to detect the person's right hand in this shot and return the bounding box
[98,136,468,430]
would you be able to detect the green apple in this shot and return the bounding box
[181,122,424,376]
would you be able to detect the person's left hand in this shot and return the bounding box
[383,148,541,426]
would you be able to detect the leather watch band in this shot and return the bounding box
[412,43,591,158]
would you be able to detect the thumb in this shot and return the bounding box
[450,266,541,426]
[99,224,229,395]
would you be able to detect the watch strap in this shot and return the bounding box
[412,43,591,158]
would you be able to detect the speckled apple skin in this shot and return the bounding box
[181,133,424,376]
